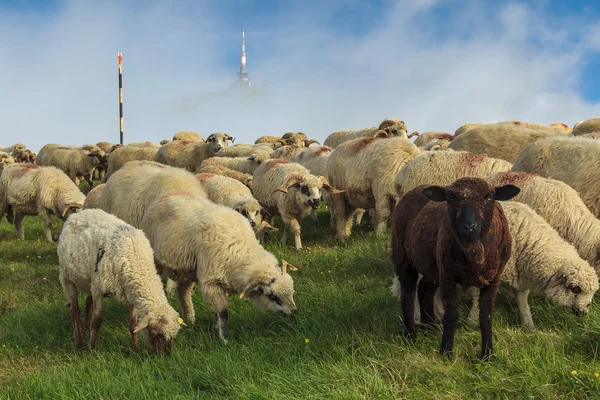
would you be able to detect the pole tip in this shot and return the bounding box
[118,52,123,64]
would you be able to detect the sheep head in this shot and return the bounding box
[272,177,323,210]
[234,202,262,229]
[205,133,230,154]
[543,268,599,316]
[239,257,297,315]
[317,176,344,195]
[61,202,83,219]
[422,178,520,243]
[134,303,182,355]
[373,130,389,139]
[224,133,236,143]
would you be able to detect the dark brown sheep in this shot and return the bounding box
[390,177,520,360]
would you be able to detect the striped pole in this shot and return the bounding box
[118,52,123,145]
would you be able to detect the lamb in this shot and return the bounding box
[37,147,107,187]
[195,173,262,228]
[57,209,182,353]
[0,164,85,242]
[1,143,26,154]
[393,201,599,331]
[156,133,233,172]
[0,152,15,173]
[327,137,422,237]
[252,159,341,249]
[83,183,105,210]
[141,191,297,342]
[413,132,454,148]
[512,135,600,218]
[486,171,600,270]
[390,178,520,360]
[448,123,563,163]
[394,151,513,199]
[98,161,206,229]
[102,146,158,182]
[323,118,414,148]
[570,117,600,136]
[195,164,253,189]
[173,130,204,142]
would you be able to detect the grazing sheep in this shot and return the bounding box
[37,147,107,187]
[83,183,105,210]
[195,164,253,189]
[58,209,182,353]
[142,191,297,342]
[570,117,600,136]
[103,146,158,182]
[394,151,512,199]
[195,173,262,228]
[0,152,15,173]
[213,143,274,159]
[156,133,233,172]
[0,164,85,242]
[173,130,204,142]
[486,171,600,271]
[98,161,206,229]
[454,123,484,137]
[293,145,336,222]
[327,137,422,237]
[323,118,415,149]
[448,123,563,163]
[512,135,600,218]
[413,132,454,148]
[252,159,341,249]
[391,178,520,360]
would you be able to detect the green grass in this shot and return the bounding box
[1,193,600,399]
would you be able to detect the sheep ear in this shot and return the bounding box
[239,284,264,299]
[133,315,150,333]
[494,184,520,201]
[247,154,256,161]
[281,260,297,274]
[421,186,446,202]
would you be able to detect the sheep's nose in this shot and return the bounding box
[250,220,256,227]
[462,223,477,232]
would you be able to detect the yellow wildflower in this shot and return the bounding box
[595,372,599,378]
[305,338,309,343]
[570,370,577,376]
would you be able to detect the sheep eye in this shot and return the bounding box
[446,192,455,201]
[485,193,494,201]
[267,293,283,305]
[571,285,582,294]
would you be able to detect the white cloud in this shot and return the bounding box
[1,0,599,152]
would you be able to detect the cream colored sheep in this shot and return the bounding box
[570,117,600,136]
[195,164,253,189]
[327,137,422,237]
[0,164,85,242]
[252,159,340,249]
[156,133,233,172]
[323,118,413,149]
[96,142,116,154]
[486,171,600,271]
[98,161,206,229]
[103,146,158,182]
[142,191,296,342]
[448,123,562,163]
[173,130,204,142]
[270,145,305,161]
[213,143,274,159]
[394,150,512,199]
[198,153,265,175]
[498,120,571,134]
[255,135,283,144]
[58,209,182,352]
[0,152,15,173]
[512,135,600,218]
[83,183,105,210]
[195,173,262,228]
[37,147,107,187]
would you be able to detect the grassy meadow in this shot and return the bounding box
[1,183,600,399]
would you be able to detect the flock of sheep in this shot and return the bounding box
[1,115,599,360]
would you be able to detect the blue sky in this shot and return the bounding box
[1,0,600,151]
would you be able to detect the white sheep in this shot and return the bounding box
[103,146,158,182]
[448,123,562,163]
[252,159,340,249]
[98,161,206,229]
[37,147,107,187]
[392,201,599,331]
[142,191,297,342]
[512,135,600,218]
[327,136,422,237]
[58,209,182,353]
[195,164,253,189]
[195,173,262,229]
[486,171,600,272]
[0,164,85,242]
[83,183,105,210]
[156,133,233,172]
[394,150,512,199]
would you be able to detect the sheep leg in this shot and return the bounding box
[330,192,354,238]
[417,278,439,328]
[176,281,196,325]
[516,289,534,331]
[85,294,94,324]
[478,281,500,361]
[439,280,459,358]
[354,209,365,225]
[64,281,84,350]
[399,267,418,340]
[38,209,54,243]
[288,218,302,250]
[14,212,25,241]
[85,174,94,188]
[88,294,103,349]
[280,224,289,245]
[465,286,480,328]
[200,283,229,343]
[129,304,139,350]
[373,197,391,234]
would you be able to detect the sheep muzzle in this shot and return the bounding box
[457,204,481,243]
